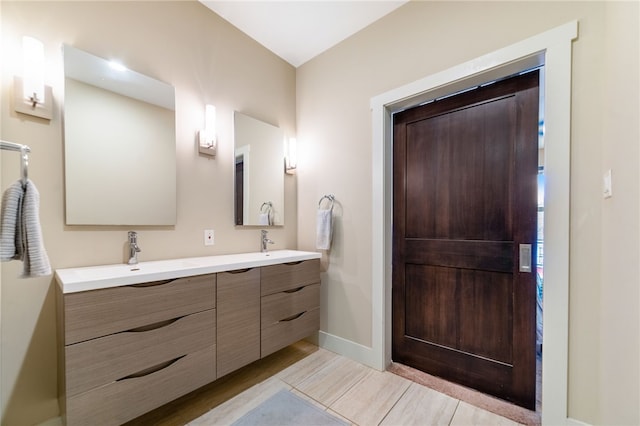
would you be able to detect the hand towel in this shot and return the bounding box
[0,181,24,261]
[316,208,332,250]
[0,179,51,277]
[258,213,270,225]
[21,180,51,277]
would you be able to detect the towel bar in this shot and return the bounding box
[1,140,30,187]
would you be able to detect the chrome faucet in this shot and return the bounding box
[127,231,141,265]
[261,230,274,253]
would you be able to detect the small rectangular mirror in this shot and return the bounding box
[63,44,176,226]
[234,112,284,226]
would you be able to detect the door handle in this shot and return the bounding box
[519,244,532,273]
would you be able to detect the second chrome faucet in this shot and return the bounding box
[261,229,274,253]
[127,231,141,265]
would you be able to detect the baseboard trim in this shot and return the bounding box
[37,416,62,426]
[317,331,382,371]
[566,417,592,426]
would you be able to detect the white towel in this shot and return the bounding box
[316,208,332,250]
[0,180,51,277]
[258,213,270,225]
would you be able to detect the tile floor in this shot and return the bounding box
[188,346,526,426]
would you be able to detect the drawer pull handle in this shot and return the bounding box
[284,261,304,265]
[227,268,253,274]
[279,311,306,322]
[129,279,175,288]
[283,286,305,294]
[117,355,186,381]
[126,317,182,333]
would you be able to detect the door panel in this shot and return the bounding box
[405,97,515,241]
[392,71,539,409]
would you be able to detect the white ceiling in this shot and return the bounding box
[200,1,408,67]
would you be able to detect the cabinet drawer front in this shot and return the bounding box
[261,284,320,327]
[261,307,320,358]
[64,274,216,345]
[261,259,320,296]
[217,268,260,377]
[65,309,216,398]
[66,345,216,426]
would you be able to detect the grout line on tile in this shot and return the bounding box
[380,385,410,423]
[449,399,462,426]
[328,367,372,409]
[376,381,412,426]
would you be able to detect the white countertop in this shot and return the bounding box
[56,250,321,294]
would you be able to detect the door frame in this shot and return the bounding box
[370,21,578,425]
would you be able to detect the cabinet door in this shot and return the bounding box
[216,268,260,377]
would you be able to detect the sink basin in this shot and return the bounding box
[56,250,321,293]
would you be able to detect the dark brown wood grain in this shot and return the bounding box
[392,70,539,409]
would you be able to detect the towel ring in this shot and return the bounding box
[318,194,335,210]
[260,201,273,213]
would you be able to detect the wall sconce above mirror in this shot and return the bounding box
[234,111,284,226]
[14,36,52,120]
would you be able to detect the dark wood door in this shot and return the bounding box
[392,71,539,409]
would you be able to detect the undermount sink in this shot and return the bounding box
[55,250,320,294]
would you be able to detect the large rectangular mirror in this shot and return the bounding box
[234,112,284,226]
[63,44,176,225]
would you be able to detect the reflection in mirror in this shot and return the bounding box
[63,44,176,225]
[234,112,284,226]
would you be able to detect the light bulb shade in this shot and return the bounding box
[14,36,52,119]
[205,104,216,142]
[198,104,217,156]
[22,36,45,103]
[285,137,297,174]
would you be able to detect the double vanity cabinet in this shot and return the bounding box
[55,250,321,426]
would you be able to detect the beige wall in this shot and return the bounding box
[296,1,638,425]
[0,1,296,424]
[599,1,639,425]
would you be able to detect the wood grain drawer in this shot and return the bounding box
[65,309,216,398]
[65,345,216,426]
[216,268,260,378]
[261,307,320,358]
[261,284,320,328]
[64,274,216,345]
[261,259,320,296]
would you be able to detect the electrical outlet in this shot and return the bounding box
[204,229,214,246]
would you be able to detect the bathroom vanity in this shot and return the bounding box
[55,250,321,426]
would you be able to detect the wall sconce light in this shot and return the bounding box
[14,36,52,120]
[198,104,216,156]
[285,137,297,174]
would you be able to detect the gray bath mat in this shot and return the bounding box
[231,389,348,426]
